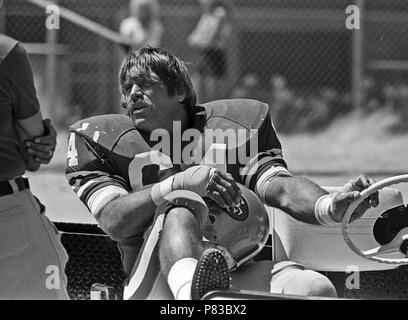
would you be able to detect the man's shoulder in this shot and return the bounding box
[202,99,270,130]
[0,35,20,67]
[69,114,137,150]
[0,35,18,56]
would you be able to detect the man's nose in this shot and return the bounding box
[130,84,143,100]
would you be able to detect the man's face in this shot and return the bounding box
[122,72,184,133]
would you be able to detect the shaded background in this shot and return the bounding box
[3,0,408,134]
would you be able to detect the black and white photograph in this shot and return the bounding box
[1,0,408,305]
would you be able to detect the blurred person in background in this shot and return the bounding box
[120,0,163,54]
[0,34,69,299]
[188,0,233,102]
[231,73,261,100]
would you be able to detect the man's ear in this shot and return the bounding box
[120,94,127,108]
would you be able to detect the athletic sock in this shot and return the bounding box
[167,258,198,300]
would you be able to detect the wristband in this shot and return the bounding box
[314,194,337,226]
[255,166,292,203]
[151,176,175,206]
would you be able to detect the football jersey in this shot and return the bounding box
[65,99,288,273]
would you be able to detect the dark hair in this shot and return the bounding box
[119,47,197,107]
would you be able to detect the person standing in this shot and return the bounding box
[188,0,233,102]
[0,34,69,299]
[120,0,163,54]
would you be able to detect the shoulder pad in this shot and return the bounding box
[202,99,269,130]
[69,114,136,150]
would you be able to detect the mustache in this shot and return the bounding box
[128,101,152,114]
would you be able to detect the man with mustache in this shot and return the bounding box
[65,47,378,300]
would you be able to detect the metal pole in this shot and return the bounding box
[352,0,364,112]
[0,1,5,33]
[45,1,58,121]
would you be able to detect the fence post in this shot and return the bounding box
[0,1,5,33]
[45,0,59,121]
[352,0,364,112]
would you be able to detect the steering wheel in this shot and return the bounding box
[342,174,408,264]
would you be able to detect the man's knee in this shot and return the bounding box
[270,262,337,298]
[158,190,209,231]
[158,192,208,276]
[159,207,194,248]
[291,270,337,297]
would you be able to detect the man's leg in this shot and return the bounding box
[158,191,230,300]
[0,189,69,300]
[229,260,337,298]
[123,191,230,300]
[159,206,203,276]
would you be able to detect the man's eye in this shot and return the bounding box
[141,83,152,90]
[141,80,157,89]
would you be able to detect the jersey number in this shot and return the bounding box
[67,132,79,167]
[128,144,227,191]
[128,150,173,191]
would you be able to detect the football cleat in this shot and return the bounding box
[191,248,230,300]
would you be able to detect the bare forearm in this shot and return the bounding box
[99,187,156,241]
[17,111,45,171]
[264,175,328,224]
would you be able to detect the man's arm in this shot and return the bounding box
[66,130,241,243]
[6,42,47,170]
[263,175,327,225]
[262,173,378,225]
[99,165,241,242]
[25,119,57,164]
[16,111,45,171]
[98,187,157,241]
[188,8,226,48]
[244,107,377,225]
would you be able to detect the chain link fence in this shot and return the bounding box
[3,0,408,300]
[364,1,408,133]
[2,0,408,133]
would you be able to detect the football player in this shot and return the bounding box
[65,47,378,300]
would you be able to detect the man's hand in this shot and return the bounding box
[330,175,379,223]
[173,165,241,209]
[25,119,57,164]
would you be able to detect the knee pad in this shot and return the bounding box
[156,190,209,231]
